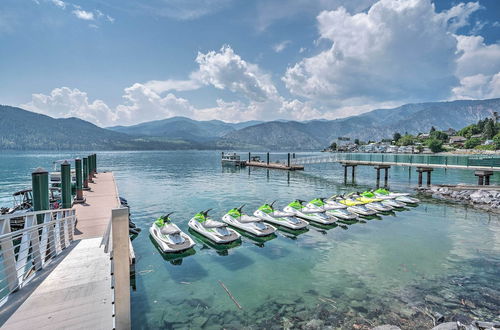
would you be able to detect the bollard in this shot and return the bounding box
[74,158,84,202]
[83,157,89,189]
[287,153,290,167]
[267,152,270,165]
[32,167,49,223]
[248,152,251,162]
[88,155,94,183]
[93,153,97,174]
[61,161,72,209]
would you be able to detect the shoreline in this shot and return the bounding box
[416,185,500,214]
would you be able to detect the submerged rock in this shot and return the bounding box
[371,325,401,330]
[431,322,459,330]
[303,319,324,330]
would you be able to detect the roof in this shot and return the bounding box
[449,136,467,142]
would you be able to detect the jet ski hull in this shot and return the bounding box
[222,215,276,236]
[149,224,196,253]
[346,206,377,216]
[283,206,337,225]
[325,209,359,220]
[188,219,241,244]
[253,210,308,230]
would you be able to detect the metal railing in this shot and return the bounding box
[288,153,500,169]
[0,209,76,301]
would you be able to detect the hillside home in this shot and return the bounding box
[449,136,467,145]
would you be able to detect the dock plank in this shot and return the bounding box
[1,238,113,330]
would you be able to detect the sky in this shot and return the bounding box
[0,0,499,127]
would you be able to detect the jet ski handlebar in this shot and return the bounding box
[237,204,246,212]
[202,208,213,216]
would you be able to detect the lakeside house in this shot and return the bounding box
[449,136,467,145]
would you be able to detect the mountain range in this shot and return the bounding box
[1,98,499,150]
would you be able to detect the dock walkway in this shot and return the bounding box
[1,172,119,330]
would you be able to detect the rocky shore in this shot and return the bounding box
[372,320,500,330]
[416,185,500,214]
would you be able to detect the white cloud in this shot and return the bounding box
[282,0,482,111]
[195,45,279,102]
[143,79,202,93]
[273,40,291,53]
[51,0,66,9]
[453,35,500,99]
[134,0,233,20]
[72,9,94,21]
[22,87,116,126]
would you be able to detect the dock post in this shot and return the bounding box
[267,152,270,165]
[112,208,131,329]
[32,167,49,223]
[427,171,432,186]
[83,157,89,190]
[485,175,491,185]
[287,153,291,167]
[74,158,84,203]
[248,152,251,162]
[94,153,97,174]
[418,171,423,186]
[293,153,295,159]
[61,161,72,209]
[475,171,493,186]
[384,168,389,186]
[352,165,355,181]
[88,155,94,183]
[376,168,380,186]
[343,165,348,182]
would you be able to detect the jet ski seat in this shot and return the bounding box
[239,214,262,223]
[202,219,228,228]
[160,224,181,235]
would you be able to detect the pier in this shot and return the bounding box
[0,155,132,329]
[290,153,500,186]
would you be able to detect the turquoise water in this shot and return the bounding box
[1,151,499,329]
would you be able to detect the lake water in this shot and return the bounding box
[0,151,499,329]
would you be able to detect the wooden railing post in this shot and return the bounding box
[112,207,131,330]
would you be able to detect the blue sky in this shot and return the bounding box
[0,0,499,126]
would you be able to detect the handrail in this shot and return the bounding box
[0,207,74,221]
[0,209,76,301]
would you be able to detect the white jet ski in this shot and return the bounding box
[352,194,394,213]
[373,188,420,204]
[336,196,378,216]
[283,200,337,225]
[253,201,309,230]
[307,198,358,221]
[150,213,196,253]
[188,209,241,244]
[222,205,276,236]
[360,191,406,208]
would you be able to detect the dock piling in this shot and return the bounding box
[287,153,291,167]
[417,167,433,187]
[267,152,270,165]
[61,160,72,209]
[474,170,493,186]
[75,158,84,202]
[83,157,89,189]
[32,167,49,223]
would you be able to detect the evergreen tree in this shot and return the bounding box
[483,119,495,139]
[393,132,401,142]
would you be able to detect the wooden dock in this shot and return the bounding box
[245,161,304,171]
[0,172,125,330]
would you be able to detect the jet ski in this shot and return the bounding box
[222,205,276,236]
[253,201,309,230]
[373,188,420,204]
[307,198,358,221]
[149,213,196,253]
[361,191,406,208]
[337,196,378,216]
[188,209,241,244]
[283,200,337,225]
[353,193,394,213]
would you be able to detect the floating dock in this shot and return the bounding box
[244,160,304,171]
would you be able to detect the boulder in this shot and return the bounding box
[431,322,458,330]
[303,319,325,330]
[371,325,402,330]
